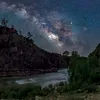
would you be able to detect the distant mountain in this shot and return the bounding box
[0,25,67,77]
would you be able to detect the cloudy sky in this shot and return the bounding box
[0,0,100,56]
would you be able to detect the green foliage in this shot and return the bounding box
[71,51,80,57]
[76,83,98,93]
[83,85,98,93]
[0,83,43,99]
[88,53,100,83]
[17,84,34,99]
[68,45,100,90]
[68,56,93,90]
[56,84,70,93]
[88,55,98,68]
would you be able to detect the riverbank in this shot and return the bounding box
[0,81,100,100]
[40,92,100,100]
[0,68,58,77]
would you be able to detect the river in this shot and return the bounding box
[14,69,69,87]
[2,69,68,88]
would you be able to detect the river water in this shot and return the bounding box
[14,69,69,87]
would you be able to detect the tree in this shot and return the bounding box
[63,51,70,56]
[1,18,8,26]
[69,57,91,89]
[11,25,14,29]
[27,32,32,39]
[19,30,22,35]
[71,51,80,57]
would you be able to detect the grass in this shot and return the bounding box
[0,81,99,100]
[39,92,100,100]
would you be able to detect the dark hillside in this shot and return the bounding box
[0,25,67,77]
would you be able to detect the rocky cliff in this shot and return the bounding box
[0,25,67,77]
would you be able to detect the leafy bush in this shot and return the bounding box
[68,54,100,90]
[69,57,90,86]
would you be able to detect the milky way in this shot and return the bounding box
[0,0,100,56]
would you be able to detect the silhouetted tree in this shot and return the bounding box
[1,18,8,26]
[72,51,80,57]
[63,51,70,56]
[11,25,14,29]
[19,30,22,35]
[27,32,32,39]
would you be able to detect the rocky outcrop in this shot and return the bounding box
[89,43,100,58]
[0,26,67,77]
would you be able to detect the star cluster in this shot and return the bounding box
[0,0,100,56]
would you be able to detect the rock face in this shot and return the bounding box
[89,43,100,58]
[0,26,67,77]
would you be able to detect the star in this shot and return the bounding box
[70,21,73,25]
[83,27,87,31]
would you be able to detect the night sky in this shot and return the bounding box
[0,0,100,56]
